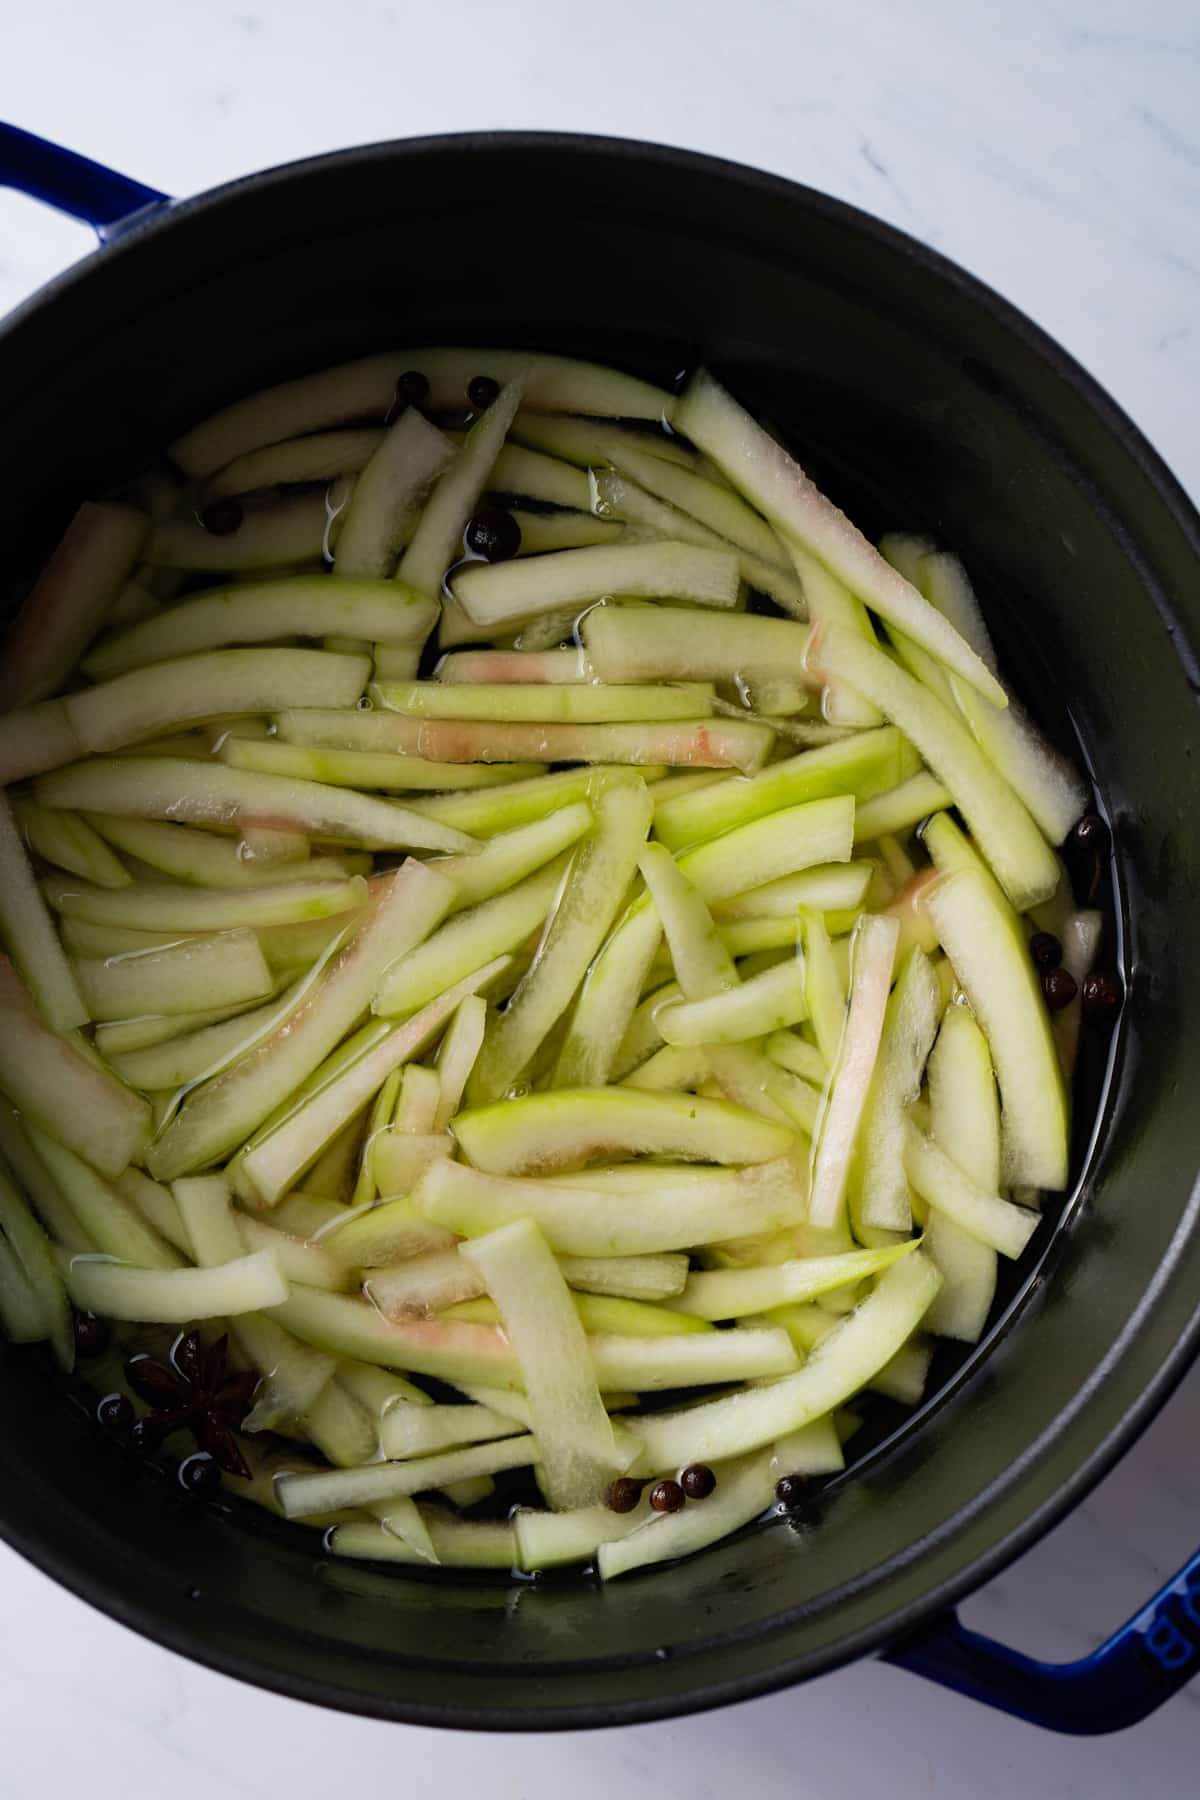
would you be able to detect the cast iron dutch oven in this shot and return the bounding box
[0,124,1197,1735]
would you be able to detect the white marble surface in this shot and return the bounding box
[1,0,1198,1790]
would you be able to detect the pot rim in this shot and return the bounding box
[1,128,1198,1730]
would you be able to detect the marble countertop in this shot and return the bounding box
[0,0,1197,1790]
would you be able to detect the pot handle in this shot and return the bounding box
[885,1544,1200,1734]
[0,121,169,242]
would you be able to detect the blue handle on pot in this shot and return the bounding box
[886,1546,1200,1733]
[0,121,168,241]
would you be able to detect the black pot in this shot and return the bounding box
[0,124,1198,1735]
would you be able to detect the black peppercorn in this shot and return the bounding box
[1081,969,1122,1022]
[606,1477,643,1514]
[775,1473,807,1507]
[199,498,243,537]
[466,373,501,411]
[97,1392,133,1437]
[395,369,430,408]
[650,1479,686,1514]
[72,1310,110,1358]
[464,507,521,563]
[680,1463,716,1500]
[178,1453,221,1497]
[1030,931,1062,972]
[1071,813,1109,854]
[1042,966,1078,1012]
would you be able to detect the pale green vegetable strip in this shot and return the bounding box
[105,980,307,1091]
[676,1243,914,1320]
[599,1448,778,1579]
[609,443,787,563]
[365,1245,486,1317]
[671,369,1005,705]
[468,777,652,1101]
[657,960,809,1046]
[0,962,150,1175]
[0,1165,74,1368]
[433,806,593,912]
[785,541,882,726]
[925,1005,1000,1341]
[302,1378,378,1467]
[398,378,524,595]
[489,441,592,510]
[808,915,900,1232]
[172,350,670,478]
[552,904,663,1090]
[13,800,131,888]
[402,765,660,835]
[27,1131,180,1268]
[335,407,456,580]
[375,679,715,723]
[653,728,905,852]
[276,705,769,772]
[0,501,148,708]
[582,602,815,691]
[332,1516,516,1569]
[624,1251,942,1471]
[378,1401,525,1459]
[638,841,737,997]
[86,814,364,888]
[238,955,509,1206]
[112,1169,193,1256]
[276,1433,540,1517]
[799,909,847,1070]
[219,739,543,792]
[0,792,90,1030]
[621,1043,711,1091]
[82,576,439,678]
[62,648,368,755]
[0,1109,92,1252]
[453,1086,795,1176]
[853,773,954,844]
[147,861,454,1179]
[556,1252,689,1302]
[903,1122,1039,1259]
[434,995,486,1129]
[413,1155,807,1255]
[918,549,1087,843]
[714,862,874,923]
[453,540,740,629]
[857,947,942,1233]
[0,1239,46,1342]
[205,427,385,497]
[515,1493,654,1570]
[435,647,587,684]
[350,1063,405,1209]
[374,857,567,1018]
[373,1128,457,1200]
[925,867,1068,1189]
[73,930,273,1021]
[512,411,697,470]
[809,628,1059,911]
[765,1030,827,1086]
[60,1248,285,1322]
[589,468,806,616]
[44,871,365,932]
[676,796,855,906]
[36,757,477,855]
[461,1218,619,1508]
[145,497,328,570]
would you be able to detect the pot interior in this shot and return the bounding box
[0,136,1197,1727]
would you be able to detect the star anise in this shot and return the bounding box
[123,1331,259,1479]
